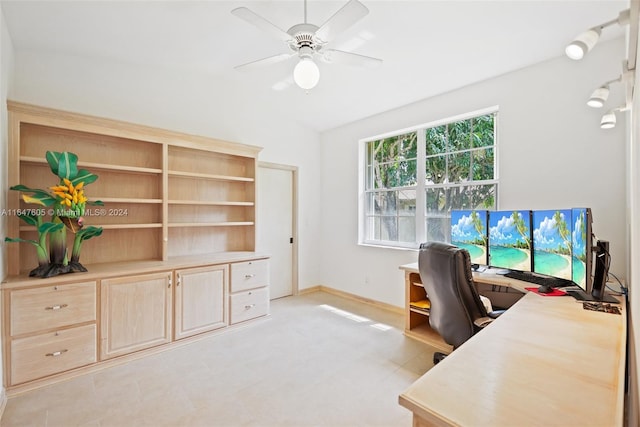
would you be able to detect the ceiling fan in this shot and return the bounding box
[231,0,382,90]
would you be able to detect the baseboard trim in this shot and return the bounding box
[0,387,7,419]
[302,285,404,315]
[297,285,321,295]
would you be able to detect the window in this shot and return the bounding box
[361,109,498,248]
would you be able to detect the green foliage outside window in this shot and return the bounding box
[364,112,497,247]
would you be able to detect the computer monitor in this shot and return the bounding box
[532,209,572,280]
[450,210,488,265]
[488,210,532,271]
[571,208,592,292]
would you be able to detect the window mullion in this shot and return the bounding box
[416,128,426,243]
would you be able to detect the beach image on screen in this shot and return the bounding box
[532,210,572,280]
[450,210,488,265]
[488,210,532,271]
[572,208,589,289]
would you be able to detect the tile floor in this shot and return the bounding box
[1,291,438,427]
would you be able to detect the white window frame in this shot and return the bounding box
[358,106,499,249]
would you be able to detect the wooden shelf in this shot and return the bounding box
[168,170,254,182]
[89,198,163,204]
[409,307,430,315]
[167,222,254,228]
[20,223,163,231]
[20,156,163,175]
[168,200,254,206]
[404,324,451,353]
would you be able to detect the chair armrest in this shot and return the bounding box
[488,310,506,319]
[474,310,507,329]
[474,317,493,328]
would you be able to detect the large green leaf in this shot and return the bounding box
[72,169,98,186]
[11,185,56,206]
[10,184,47,194]
[4,236,38,246]
[38,222,64,234]
[17,214,39,226]
[78,226,103,241]
[46,151,62,175]
[22,193,56,207]
[57,152,79,179]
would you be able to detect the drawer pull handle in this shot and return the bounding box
[46,349,68,357]
[245,274,255,279]
[245,304,256,310]
[45,304,68,310]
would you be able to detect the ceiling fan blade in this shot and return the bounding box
[231,7,293,43]
[315,0,369,43]
[234,53,295,71]
[321,49,382,68]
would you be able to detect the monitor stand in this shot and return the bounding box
[566,289,619,304]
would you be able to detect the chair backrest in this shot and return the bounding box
[418,241,488,349]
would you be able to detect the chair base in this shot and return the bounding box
[433,352,447,365]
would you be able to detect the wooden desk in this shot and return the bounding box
[400,263,524,351]
[398,264,627,426]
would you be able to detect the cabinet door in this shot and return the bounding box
[100,272,172,360]
[174,265,228,340]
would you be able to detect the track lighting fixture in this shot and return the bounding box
[599,103,630,129]
[600,109,617,129]
[587,85,610,108]
[566,9,630,60]
[586,68,632,110]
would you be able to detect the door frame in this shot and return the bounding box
[257,161,299,296]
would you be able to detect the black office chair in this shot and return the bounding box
[418,241,503,364]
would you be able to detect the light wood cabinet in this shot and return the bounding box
[3,102,270,393]
[100,272,173,360]
[11,324,97,385]
[400,266,452,353]
[174,265,228,340]
[3,281,98,386]
[10,281,96,336]
[230,260,270,324]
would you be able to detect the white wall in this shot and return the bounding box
[626,23,640,426]
[0,4,14,409]
[320,38,627,308]
[10,49,323,290]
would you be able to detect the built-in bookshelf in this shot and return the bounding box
[7,102,262,274]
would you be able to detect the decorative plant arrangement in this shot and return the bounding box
[5,151,103,278]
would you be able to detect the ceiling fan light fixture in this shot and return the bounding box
[293,57,320,90]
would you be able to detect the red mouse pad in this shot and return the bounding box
[525,287,567,296]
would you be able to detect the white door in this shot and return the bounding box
[257,164,295,299]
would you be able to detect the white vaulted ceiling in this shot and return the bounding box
[0,0,629,132]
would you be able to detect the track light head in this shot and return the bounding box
[587,86,610,108]
[600,110,617,129]
[566,28,601,60]
[565,9,630,60]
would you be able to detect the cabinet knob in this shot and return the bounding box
[244,304,256,310]
[45,304,68,311]
[245,274,255,279]
[46,349,68,357]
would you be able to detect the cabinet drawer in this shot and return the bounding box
[11,281,97,336]
[230,287,269,324]
[11,324,97,385]
[231,259,269,292]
